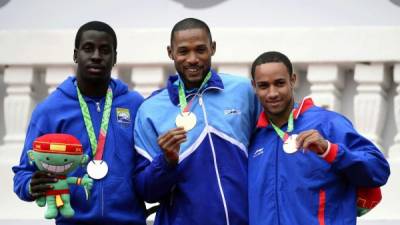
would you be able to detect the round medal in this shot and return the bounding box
[283,134,298,154]
[87,160,108,180]
[175,112,197,131]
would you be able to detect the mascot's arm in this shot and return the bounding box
[67,175,93,199]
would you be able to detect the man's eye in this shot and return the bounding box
[258,84,268,89]
[82,47,92,52]
[197,48,206,53]
[100,47,111,54]
[177,49,188,55]
[277,81,286,86]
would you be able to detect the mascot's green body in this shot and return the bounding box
[28,134,93,219]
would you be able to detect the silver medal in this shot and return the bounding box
[283,134,298,154]
[175,112,197,131]
[87,160,108,180]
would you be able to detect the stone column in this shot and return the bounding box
[353,64,389,150]
[131,66,165,98]
[307,64,344,112]
[389,64,400,159]
[45,66,74,94]
[1,67,35,157]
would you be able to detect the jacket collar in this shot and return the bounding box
[167,69,224,106]
[256,96,315,128]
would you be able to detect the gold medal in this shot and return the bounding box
[87,160,108,180]
[175,112,197,131]
[283,134,298,154]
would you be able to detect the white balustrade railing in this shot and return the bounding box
[390,64,400,159]
[307,64,344,111]
[3,67,35,156]
[1,63,396,155]
[353,64,390,149]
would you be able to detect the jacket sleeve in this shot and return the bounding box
[133,108,179,203]
[321,113,390,187]
[12,120,44,202]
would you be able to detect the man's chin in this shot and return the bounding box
[83,74,110,83]
[264,108,285,117]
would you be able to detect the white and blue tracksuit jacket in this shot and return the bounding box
[134,70,259,225]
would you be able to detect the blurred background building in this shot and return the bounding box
[0,0,400,224]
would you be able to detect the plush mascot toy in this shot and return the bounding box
[27,133,93,219]
[357,187,382,216]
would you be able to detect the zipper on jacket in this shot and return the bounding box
[101,181,104,217]
[275,137,281,225]
[96,102,101,112]
[199,95,230,225]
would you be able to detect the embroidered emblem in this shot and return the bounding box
[253,148,264,158]
[116,108,131,123]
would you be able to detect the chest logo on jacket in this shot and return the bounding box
[116,108,131,124]
[224,108,241,115]
[253,148,264,158]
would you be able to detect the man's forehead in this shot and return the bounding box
[172,28,211,44]
[81,30,113,40]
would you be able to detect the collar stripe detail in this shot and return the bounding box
[256,97,315,128]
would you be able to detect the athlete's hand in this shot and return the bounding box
[29,171,57,199]
[158,127,187,165]
[296,129,329,155]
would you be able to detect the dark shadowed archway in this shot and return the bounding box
[172,0,227,9]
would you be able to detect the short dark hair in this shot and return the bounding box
[170,18,212,45]
[75,21,117,51]
[251,51,293,79]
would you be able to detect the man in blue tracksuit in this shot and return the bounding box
[13,21,146,225]
[134,18,259,225]
[248,51,390,225]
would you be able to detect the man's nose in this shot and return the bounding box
[187,52,199,64]
[267,86,279,98]
[91,49,101,60]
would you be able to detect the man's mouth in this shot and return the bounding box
[267,101,282,107]
[185,66,201,74]
[87,65,104,73]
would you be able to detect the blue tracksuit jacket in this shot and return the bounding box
[248,98,390,225]
[13,77,146,225]
[134,70,259,225]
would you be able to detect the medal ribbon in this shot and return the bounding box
[178,71,212,113]
[77,87,113,160]
[270,111,294,141]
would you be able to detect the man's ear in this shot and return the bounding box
[73,49,78,63]
[211,41,216,56]
[290,73,297,89]
[81,155,89,166]
[167,46,174,60]
[113,51,118,66]
[251,79,256,89]
[27,150,34,166]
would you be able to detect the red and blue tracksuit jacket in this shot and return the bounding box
[248,98,390,225]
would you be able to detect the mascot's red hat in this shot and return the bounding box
[33,134,83,155]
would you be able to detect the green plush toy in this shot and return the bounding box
[28,133,93,219]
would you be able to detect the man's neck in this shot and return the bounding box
[181,78,202,90]
[76,78,109,97]
[268,101,294,128]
